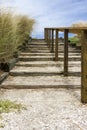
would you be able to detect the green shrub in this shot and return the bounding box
[69,36,79,45]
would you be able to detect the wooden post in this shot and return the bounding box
[81,30,87,103]
[45,28,48,43]
[50,29,52,51]
[64,29,68,76]
[48,29,50,48]
[51,29,54,52]
[47,29,49,46]
[49,29,51,49]
[44,28,46,41]
[55,29,59,61]
[48,29,51,49]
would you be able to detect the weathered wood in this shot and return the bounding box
[55,29,58,61]
[64,29,68,76]
[81,30,87,103]
[49,29,52,50]
[46,29,48,43]
[46,29,49,46]
[49,29,51,51]
[45,27,87,34]
[45,28,47,43]
[44,28,46,41]
[48,29,50,47]
[51,29,54,52]
[45,27,87,103]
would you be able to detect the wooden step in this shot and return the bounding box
[20,52,81,56]
[19,56,81,61]
[10,66,81,76]
[1,75,81,89]
[16,61,81,67]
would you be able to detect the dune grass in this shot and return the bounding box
[14,15,35,49]
[0,9,35,62]
[0,12,13,56]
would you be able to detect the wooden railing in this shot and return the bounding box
[44,28,69,76]
[44,27,87,103]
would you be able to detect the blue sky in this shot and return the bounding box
[0,0,87,38]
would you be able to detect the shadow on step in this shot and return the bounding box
[10,71,81,77]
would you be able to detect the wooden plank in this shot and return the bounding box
[64,29,68,76]
[55,29,58,61]
[81,30,87,103]
[45,27,87,34]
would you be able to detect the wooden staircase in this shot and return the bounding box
[0,41,81,89]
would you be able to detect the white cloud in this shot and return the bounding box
[1,0,87,38]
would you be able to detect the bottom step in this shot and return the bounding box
[0,85,80,89]
[1,75,81,89]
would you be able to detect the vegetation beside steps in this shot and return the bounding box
[0,9,35,72]
[0,100,26,128]
[69,36,81,50]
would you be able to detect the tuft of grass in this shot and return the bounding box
[0,100,26,113]
[0,123,5,128]
[0,99,26,128]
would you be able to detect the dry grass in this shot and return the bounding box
[14,15,35,49]
[0,9,35,62]
[0,12,13,55]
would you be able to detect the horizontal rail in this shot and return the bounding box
[44,27,87,34]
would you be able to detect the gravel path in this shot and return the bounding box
[0,88,87,130]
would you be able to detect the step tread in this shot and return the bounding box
[16,61,81,65]
[19,55,81,58]
[1,75,81,86]
[10,66,81,73]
